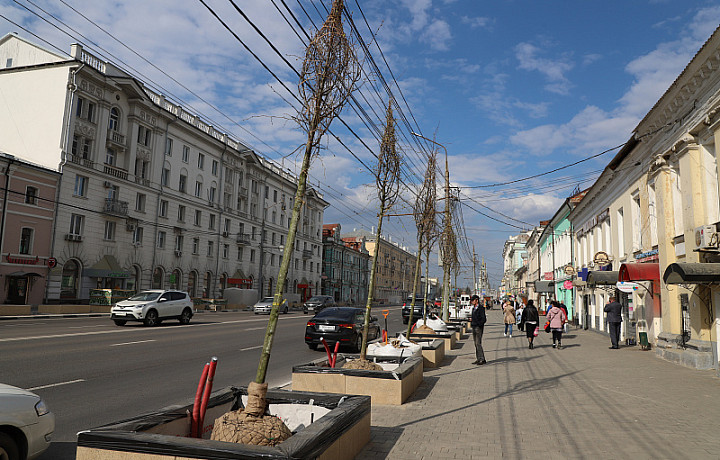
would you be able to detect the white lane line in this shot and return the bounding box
[244,327,267,331]
[27,379,85,391]
[0,322,48,327]
[68,325,105,329]
[110,339,156,347]
[240,345,263,351]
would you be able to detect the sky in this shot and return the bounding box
[2,0,720,289]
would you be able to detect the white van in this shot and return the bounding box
[459,294,471,307]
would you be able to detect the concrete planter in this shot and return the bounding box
[446,319,470,333]
[292,355,424,406]
[408,331,457,350]
[76,386,370,460]
[417,338,445,368]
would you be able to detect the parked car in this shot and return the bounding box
[401,296,433,324]
[0,383,55,460]
[303,295,336,315]
[110,290,195,327]
[253,297,289,314]
[305,307,381,352]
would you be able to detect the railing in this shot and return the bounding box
[68,154,94,168]
[134,176,150,187]
[104,198,129,216]
[103,164,128,180]
[236,234,251,245]
[302,250,312,259]
[108,130,126,147]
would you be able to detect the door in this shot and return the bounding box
[6,276,28,304]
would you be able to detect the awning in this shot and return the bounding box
[619,263,660,282]
[572,279,587,288]
[586,271,619,285]
[83,255,130,278]
[663,263,720,284]
[534,280,554,293]
[6,271,43,277]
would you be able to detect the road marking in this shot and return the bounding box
[27,379,85,391]
[111,339,156,347]
[68,325,105,329]
[244,327,267,331]
[0,322,47,327]
[240,345,263,351]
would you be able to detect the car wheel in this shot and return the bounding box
[113,320,127,326]
[303,310,308,315]
[402,318,408,324]
[179,308,192,325]
[307,343,318,350]
[353,334,363,353]
[144,309,160,327]
[0,432,19,460]
[283,305,288,314]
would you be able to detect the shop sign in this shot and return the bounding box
[563,265,576,276]
[228,278,252,285]
[593,251,611,267]
[6,254,39,265]
[543,272,554,280]
[634,249,659,262]
[47,257,57,268]
[616,281,639,293]
[563,280,573,289]
[577,208,610,238]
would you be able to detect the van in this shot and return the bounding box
[459,294,471,307]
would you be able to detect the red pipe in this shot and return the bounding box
[191,363,209,438]
[321,338,332,364]
[197,357,218,438]
[331,341,340,368]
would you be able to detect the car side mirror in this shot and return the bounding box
[158,297,168,302]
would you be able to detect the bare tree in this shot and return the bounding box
[211,0,361,446]
[406,151,438,336]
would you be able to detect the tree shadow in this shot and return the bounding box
[357,426,404,459]
[404,376,440,402]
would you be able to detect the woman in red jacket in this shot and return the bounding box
[546,301,567,349]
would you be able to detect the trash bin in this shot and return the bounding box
[637,319,650,350]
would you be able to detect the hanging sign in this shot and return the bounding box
[616,281,639,293]
[564,265,576,276]
[563,280,573,289]
[593,251,610,267]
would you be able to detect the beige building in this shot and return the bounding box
[342,229,419,304]
[0,33,327,302]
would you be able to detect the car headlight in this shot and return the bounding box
[35,399,50,416]
[134,304,146,310]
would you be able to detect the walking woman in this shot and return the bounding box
[546,301,567,349]
[503,300,516,337]
[521,300,539,349]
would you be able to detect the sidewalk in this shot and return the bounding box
[357,309,720,459]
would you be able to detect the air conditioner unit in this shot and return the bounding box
[222,231,229,237]
[695,225,718,249]
[103,181,112,188]
[65,233,82,242]
[175,250,182,257]
[126,224,136,232]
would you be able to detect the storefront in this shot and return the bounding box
[585,270,618,333]
[533,280,554,312]
[5,271,43,304]
[618,262,661,341]
[83,255,131,289]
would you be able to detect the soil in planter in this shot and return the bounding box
[210,381,292,447]
[415,325,436,334]
[342,359,383,371]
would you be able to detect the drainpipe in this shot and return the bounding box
[214,140,228,298]
[0,155,15,262]
[44,62,84,303]
[151,114,178,289]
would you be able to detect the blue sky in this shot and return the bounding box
[2,0,720,288]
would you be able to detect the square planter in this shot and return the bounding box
[408,331,457,350]
[446,325,465,341]
[446,319,470,334]
[416,338,445,368]
[292,355,423,406]
[76,386,370,460]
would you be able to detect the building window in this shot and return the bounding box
[212,160,218,176]
[195,181,203,198]
[161,168,170,187]
[109,107,120,131]
[182,145,190,163]
[75,97,95,122]
[179,174,187,193]
[165,137,173,156]
[209,186,216,203]
[135,193,146,212]
[105,148,116,166]
[192,238,200,254]
[73,176,88,197]
[19,228,33,254]
[250,249,256,262]
[134,158,149,179]
[631,191,641,251]
[207,241,214,257]
[209,214,216,230]
[103,221,115,241]
[648,180,658,247]
[223,244,229,259]
[237,246,243,261]
[69,214,83,235]
[25,186,38,205]
[137,125,152,146]
[133,226,144,245]
[178,205,186,222]
[157,231,166,249]
[224,218,231,233]
[159,200,168,218]
[175,234,184,251]
[616,208,624,258]
[195,210,202,226]
[198,153,205,170]
[71,136,92,159]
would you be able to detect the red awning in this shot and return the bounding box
[619,263,660,282]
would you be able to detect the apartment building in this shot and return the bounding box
[321,224,370,305]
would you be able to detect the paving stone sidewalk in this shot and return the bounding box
[357,309,720,459]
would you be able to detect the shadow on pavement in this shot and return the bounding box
[357,426,404,459]
[37,441,76,460]
[405,376,439,403]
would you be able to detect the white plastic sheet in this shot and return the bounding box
[414,317,449,332]
[366,338,422,358]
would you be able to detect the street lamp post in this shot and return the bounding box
[411,131,452,321]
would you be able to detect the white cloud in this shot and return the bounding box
[461,16,492,29]
[515,42,574,95]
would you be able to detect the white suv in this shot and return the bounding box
[111,290,195,326]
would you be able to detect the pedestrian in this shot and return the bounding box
[604,296,623,349]
[503,301,516,337]
[521,299,539,349]
[515,302,525,332]
[470,294,487,365]
[546,301,567,349]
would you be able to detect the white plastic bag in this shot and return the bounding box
[414,317,448,332]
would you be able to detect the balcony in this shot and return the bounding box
[107,129,126,149]
[104,198,129,216]
[134,176,151,187]
[68,153,94,168]
[302,250,312,260]
[103,163,128,180]
[236,234,251,245]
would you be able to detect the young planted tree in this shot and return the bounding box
[211,0,360,446]
[406,151,438,336]
[349,101,401,365]
[440,209,459,321]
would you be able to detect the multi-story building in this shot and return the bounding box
[342,228,419,304]
[0,153,60,305]
[321,224,370,305]
[0,33,326,302]
[501,233,529,299]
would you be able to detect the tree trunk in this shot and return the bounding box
[360,211,384,360]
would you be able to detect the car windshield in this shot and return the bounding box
[314,308,355,321]
[261,297,274,302]
[127,292,161,301]
[307,296,325,302]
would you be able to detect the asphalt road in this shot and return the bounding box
[0,305,406,460]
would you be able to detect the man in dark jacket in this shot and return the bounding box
[604,296,623,349]
[470,295,487,365]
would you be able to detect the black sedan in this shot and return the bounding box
[304,307,381,352]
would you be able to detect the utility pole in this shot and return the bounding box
[472,243,477,295]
